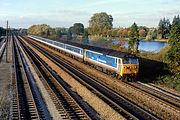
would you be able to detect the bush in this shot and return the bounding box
[156,73,180,91]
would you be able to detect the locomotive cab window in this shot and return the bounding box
[130,58,138,64]
[123,58,130,64]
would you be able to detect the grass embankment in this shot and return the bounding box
[138,46,180,91]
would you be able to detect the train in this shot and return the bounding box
[28,35,139,80]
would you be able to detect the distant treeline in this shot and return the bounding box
[27,13,180,41]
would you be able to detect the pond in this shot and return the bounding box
[112,40,167,52]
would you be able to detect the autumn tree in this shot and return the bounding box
[145,28,157,40]
[111,29,119,37]
[28,24,53,37]
[118,29,123,38]
[139,26,148,38]
[28,24,68,39]
[122,29,128,38]
[89,12,113,35]
[128,22,139,53]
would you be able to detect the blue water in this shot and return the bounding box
[113,40,167,52]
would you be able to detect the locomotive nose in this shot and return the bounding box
[123,65,138,74]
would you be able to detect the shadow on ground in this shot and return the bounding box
[137,57,169,83]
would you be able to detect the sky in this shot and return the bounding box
[0,0,179,28]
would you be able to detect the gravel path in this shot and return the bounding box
[0,37,12,119]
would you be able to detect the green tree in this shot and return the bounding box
[128,22,139,53]
[166,15,180,73]
[122,29,128,38]
[0,27,6,37]
[19,28,28,35]
[72,23,84,35]
[82,30,89,45]
[67,27,73,40]
[158,18,171,39]
[54,28,62,38]
[172,15,180,28]
[89,12,113,35]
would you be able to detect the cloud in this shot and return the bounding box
[2,2,10,6]
[0,9,91,28]
[56,9,90,17]
[90,0,126,6]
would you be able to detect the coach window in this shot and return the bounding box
[115,58,118,64]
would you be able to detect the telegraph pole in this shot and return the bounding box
[6,21,8,62]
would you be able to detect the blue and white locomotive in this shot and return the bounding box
[28,35,139,78]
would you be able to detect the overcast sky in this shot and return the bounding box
[0,0,179,28]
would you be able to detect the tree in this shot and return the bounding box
[28,24,53,37]
[145,28,157,40]
[172,15,180,28]
[67,27,73,40]
[89,12,113,35]
[139,27,148,38]
[19,28,28,35]
[122,29,128,38]
[54,28,62,38]
[158,18,171,39]
[111,29,119,37]
[166,15,180,73]
[128,22,139,53]
[82,30,89,45]
[118,29,123,38]
[72,23,84,35]
[0,27,6,37]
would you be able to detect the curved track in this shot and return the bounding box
[23,36,159,120]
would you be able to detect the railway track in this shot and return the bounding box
[11,35,51,119]
[23,36,159,120]
[148,83,180,98]
[0,39,6,62]
[125,81,180,108]
[18,36,97,119]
